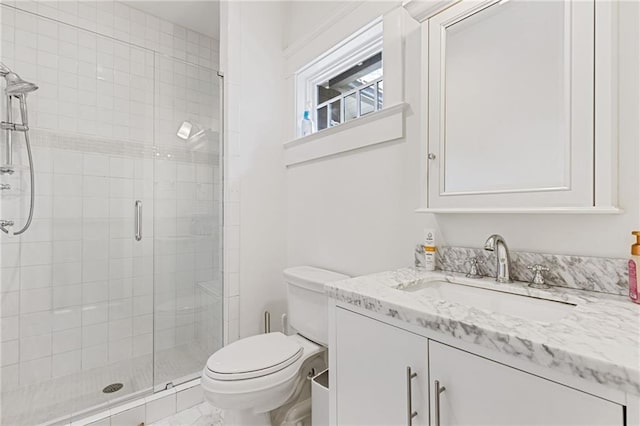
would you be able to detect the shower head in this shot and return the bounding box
[4,71,38,95]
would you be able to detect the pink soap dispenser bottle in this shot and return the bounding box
[629,231,640,303]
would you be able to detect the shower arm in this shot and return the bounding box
[5,93,11,165]
[0,94,35,235]
[1,95,29,132]
[19,94,28,126]
[1,62,12,166]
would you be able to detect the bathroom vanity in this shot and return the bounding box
[326,269,640,425]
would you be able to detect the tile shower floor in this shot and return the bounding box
[1,344,211,426]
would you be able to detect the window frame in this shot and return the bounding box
[295,18,384,137]
[316,72,383,130]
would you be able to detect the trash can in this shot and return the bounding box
[311,369,329,425]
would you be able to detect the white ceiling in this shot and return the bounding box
[121,1,220,39]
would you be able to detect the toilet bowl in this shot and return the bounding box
[201,266,349,425]
[202,333,324,424]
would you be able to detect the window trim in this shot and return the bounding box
[294,18,384,137]
[284,101,407,166]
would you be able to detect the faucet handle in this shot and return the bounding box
[527,264,550,289]
[464,257,483,279]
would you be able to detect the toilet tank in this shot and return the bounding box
[284,266,349,346]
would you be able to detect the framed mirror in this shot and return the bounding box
[426,0,597,210]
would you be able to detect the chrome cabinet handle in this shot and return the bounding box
[434,380,446,426]
[406,367,418,425]
[135,200,142,241]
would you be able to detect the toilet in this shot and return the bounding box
[201,266,349,425]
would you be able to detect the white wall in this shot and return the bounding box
[221,1,288,339]
[285,2,423,277]
[285,1,640,280]
[284,1,345,50]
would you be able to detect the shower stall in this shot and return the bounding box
[0,2,223,424]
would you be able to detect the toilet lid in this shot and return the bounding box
[206,332,303,381]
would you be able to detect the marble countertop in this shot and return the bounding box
[326,268,640,396]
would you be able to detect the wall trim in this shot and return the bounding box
[402,0,461,23]
[284,103,407,166]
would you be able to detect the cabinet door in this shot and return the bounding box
[336,308,428,425]
[427,0,594,209]
[429,341,623,425]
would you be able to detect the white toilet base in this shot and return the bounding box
[223,408,271,426]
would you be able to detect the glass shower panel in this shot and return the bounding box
[0,6,155,424]
[153,54,222,390]
[70,33,156,421]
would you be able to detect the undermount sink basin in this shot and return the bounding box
[398,280,576,322]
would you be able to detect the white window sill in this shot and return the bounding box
[284,102,407,166]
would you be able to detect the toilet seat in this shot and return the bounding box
[206,332,303,381]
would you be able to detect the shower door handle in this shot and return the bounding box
[135,200,142,241]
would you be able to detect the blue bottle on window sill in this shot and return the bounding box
[301,108,315,137]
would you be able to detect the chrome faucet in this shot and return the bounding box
[483,234,512,283]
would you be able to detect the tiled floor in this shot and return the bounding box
[149,402,223,426]
[1,344,210,426]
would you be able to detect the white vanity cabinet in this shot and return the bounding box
[429,341,623,426]
[333,307,625,425]
[334,307,428,425]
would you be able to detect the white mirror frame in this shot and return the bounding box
[406,0,621,214]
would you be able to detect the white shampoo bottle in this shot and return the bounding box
[423,229,436,271]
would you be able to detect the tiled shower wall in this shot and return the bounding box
[0,0,220,392]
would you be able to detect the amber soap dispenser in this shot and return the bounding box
[629,231,640,303]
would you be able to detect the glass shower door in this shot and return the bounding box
[0,6,157,423]
[66,29,157,420]
[152,54,223,390]
[1,3,223,423]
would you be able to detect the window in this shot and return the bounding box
[316,52,383,131]
[285,11,406,166]
[295,18,383,137]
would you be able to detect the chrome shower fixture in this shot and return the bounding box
[0,61,38,236]
[4,71,38,95]
[0,62,36,169]
[0,62,37,135]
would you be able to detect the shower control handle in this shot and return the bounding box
[135,200,142,241]
[0,220,14,228]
